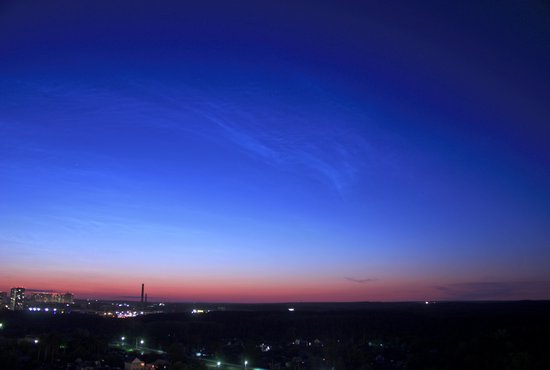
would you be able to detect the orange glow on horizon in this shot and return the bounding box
[1,275,450,303]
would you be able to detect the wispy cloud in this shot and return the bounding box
[2,78,372,195]
[344,277,377,283]
[194,102,369,194]
[435,281,550,300]
[207,114,280,162]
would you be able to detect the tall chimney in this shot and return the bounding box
[141,283,144,303]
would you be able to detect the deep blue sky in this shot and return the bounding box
[1,0,549,301]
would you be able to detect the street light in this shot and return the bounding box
[140,339,144,345]
[217,361,221,367]
[121,336,125,341]
[244,360,248,369]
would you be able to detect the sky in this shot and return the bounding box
[1,0,549,302]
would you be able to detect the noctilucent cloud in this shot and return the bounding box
[1,0,549,302]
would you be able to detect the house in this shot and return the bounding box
[124,358,153,370]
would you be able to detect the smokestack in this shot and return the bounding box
[141,283,144,303]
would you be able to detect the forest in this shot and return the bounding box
[1,301,549,370]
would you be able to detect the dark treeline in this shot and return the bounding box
[1,301,549,369]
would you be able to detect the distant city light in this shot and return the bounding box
[121,336,125,341]
[288,308,295,311]
[34,339,39,344]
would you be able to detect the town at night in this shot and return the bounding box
[1,0,549,369]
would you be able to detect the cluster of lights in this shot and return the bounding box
[191,308,208,314]
[28,307,59,313]
[103,310,145,318]
[120,337,145,347]
[114,303,131,307]
[291,338,324,347]
[213,360,248,368]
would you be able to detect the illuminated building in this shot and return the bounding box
[61,292,74,304]
[31,292,53,303]
[9,287,25,311]
[30,291,74,304]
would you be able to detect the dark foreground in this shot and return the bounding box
[1,301,549,370]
